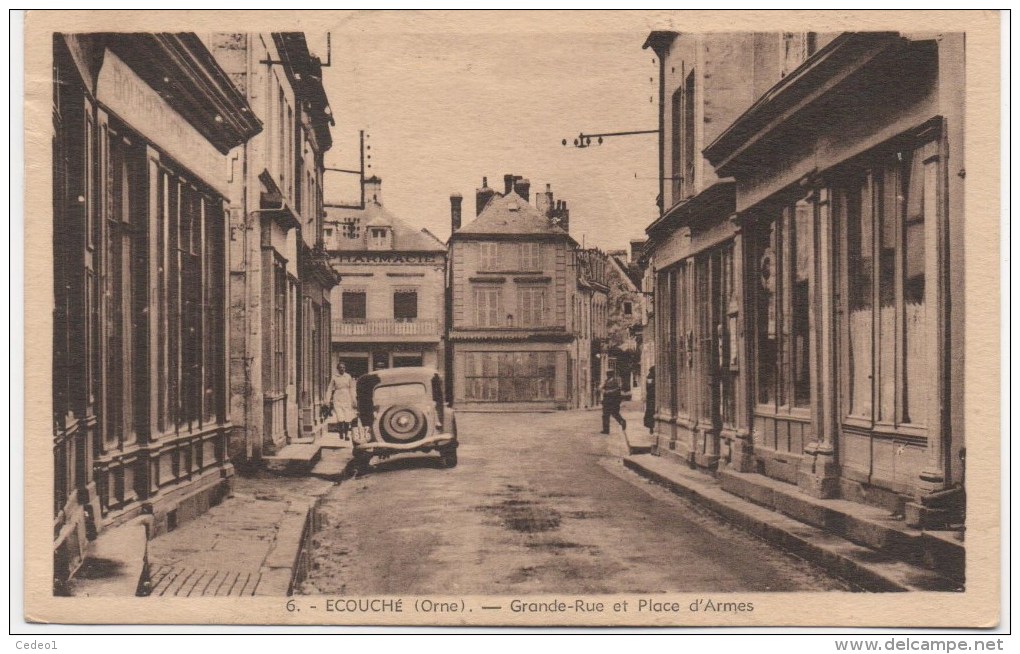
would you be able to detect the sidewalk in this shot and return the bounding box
[144,472,337,597]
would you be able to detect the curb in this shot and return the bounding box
[623,454,962,592]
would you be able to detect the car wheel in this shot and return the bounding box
[440,447,458,469]
[379,405,427,444]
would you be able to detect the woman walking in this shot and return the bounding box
[327,362,357,440]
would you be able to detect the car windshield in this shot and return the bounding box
[373,383,429,405]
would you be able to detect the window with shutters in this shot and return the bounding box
[517,287,547,327]
[480,242,499,271]
[473,287,502,327]
[519,242,542,270]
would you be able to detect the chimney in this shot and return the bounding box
[476,176,496,216]
[550,199,570,233]
[536,183,554,216]
[514,178,531,202]
[364,175,382,205]
[504,174,515,195]
[450,193,463,233]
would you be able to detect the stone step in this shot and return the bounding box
[264,443,323,472]
[719,469,964,582]
[624,454,962,592]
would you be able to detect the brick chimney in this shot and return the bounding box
[536,183,554,216]
[514,178,531,202]
[476,176,496,216]
[450,193,463,233]
[503,174,515,195]
[364,175,382,205]
[550,199,570,233]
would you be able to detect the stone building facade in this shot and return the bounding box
[206,33,338,458]
[447,175,584,411]
[643,31,965,527]
[323,177,447,377]
[51,33,262,588]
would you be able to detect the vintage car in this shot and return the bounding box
[352,367,458,472]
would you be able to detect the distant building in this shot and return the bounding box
[447,175,585,410]
[324,177,447,377]
[572,247,610,409]
[604,248,645,398]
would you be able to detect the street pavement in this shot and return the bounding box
[298,404,851,595]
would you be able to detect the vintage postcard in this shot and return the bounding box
[23,9,1002,628]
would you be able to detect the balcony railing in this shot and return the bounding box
[332,318,442,338]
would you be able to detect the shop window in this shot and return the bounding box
[473,287,502,327]
[754,199,813,411]
[393,354,423,368]
[342,291,367,322]
[517,287,547,326]
[838,142,932,428]
[464,351,555,402]
[103,128,148,446]
[393,289,418,322]
[153,161,227,435]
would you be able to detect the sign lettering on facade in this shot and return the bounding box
[335,252,438,265]
[96,51,229,195]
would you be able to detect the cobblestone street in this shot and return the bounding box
[299,406,852,595]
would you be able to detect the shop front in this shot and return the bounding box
[704,32,964,525]
[52,33,261,586]
[648,182,748,471]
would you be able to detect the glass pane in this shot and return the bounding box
[903,150,928,425]
[845,178,873,418]
[756,221,777,405]
[877,166,897,422]
[792,201,812,407]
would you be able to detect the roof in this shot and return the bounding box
[645,180,735,238]
[608,254,641,292]
[453,192,572,239]
[325,202,447,253]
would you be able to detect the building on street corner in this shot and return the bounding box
[51,32,263,588]
[323,176,448,377]
[642,30,965,528]
[447,175,587,411]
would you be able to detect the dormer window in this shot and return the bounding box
[368,227,391,250]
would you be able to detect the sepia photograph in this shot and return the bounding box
[22,9,1002,629]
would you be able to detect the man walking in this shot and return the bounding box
[600,371,627,435]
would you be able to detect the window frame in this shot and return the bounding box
[342,289,368,323]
